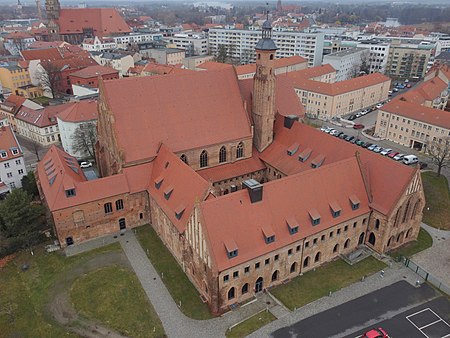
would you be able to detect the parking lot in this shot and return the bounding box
[271,281,449,338]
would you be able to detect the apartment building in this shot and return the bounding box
[147,48,186,65]
[0,61,32,94]
[0,125,27,191]
[387,40,436,80]
[285,66,390,119]
[112,32,164,49]
[82,36,117,52]
[323,47,370,81]
[375,66,450,150]
[167,33,209,56]
[208,28,324,66]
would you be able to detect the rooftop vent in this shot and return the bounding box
[242,179,263,203]
[284,115,299,129]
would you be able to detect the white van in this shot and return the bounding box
[403,155,418,165]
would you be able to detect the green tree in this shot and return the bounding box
[215,44,228,63]
[71,122,97,159]
[0,189,44,239]
[21,171,39,198]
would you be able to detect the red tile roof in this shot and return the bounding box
[259,116,416,215]
[101,67,252,164]
[69,65,118,79]
[16,103,74,128]
[4,31,33,40]
[4,94,26,113]
[287,72,390,96]
[196,61,233,71]
[28,41,67,49]
[21,48,63,61]
[58,8,131,37]
[380,99,450,130]
[197,151,266,183]
[235,56,308,76]
[57,100,98,123]
[142,63,192,76]
[286,64,335,81]
[200,156,370,271]
[0,125,23,163]
[147,144,210,233]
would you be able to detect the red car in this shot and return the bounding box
[362,327,389,338]
[353,124,365,129]
[406,84,412,88]
[388,151,399,159]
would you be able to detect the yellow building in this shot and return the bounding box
[0,61,33,96]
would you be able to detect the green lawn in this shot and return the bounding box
[135,225,212,319]
[390,228,433,260]
[32,96,52,106]
[422,172,450,230]
[271,256,387,310]
[226,310,276,338]
[71,265,165,338]
[0,243,121,338]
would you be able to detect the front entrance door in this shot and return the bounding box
[119,218,126,230]
[255,277,263,293]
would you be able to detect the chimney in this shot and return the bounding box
[284,115,299,129]
[242,179,263,203]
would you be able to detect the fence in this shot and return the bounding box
[402,257,450,295]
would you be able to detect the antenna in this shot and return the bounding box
[266,2,270,20]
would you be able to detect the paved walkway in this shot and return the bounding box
[421,222,450,245]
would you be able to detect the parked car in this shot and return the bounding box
[351,138,359,144]
[339,133,347,139]
[329,129,338,135]
[387,151,399,159]
[393,88,399,92]
[362,327,389,338]
[406,84,412,88]
[355,112,362,118]
[356,140,365,146]
[388,90,393,96]
[393,82,398,86]
[404,79,409,83]
[345,135,355,142]
[335,131,344,138]
[353,123,365,129]
[376,103,383,109]
[368,144,377,151]
[320,126,329,132]
[397,84,406,89]
[363,143,373,149]
[393,153,405,161]
[348,115,357,121]
[362,108,371,114]
[325,127,335,134]
[403,154,419,165]
[380,148,393,156]
[80,161,93,168]
[373,146,383,153]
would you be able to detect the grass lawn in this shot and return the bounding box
[422,171,450,230]
[71,265,165,338]
[390,228,433,260]
[135,225,212,319]
[271,256,387,310]
[226,311,276,338]
[0,243,121,338]
[32,96,51,106]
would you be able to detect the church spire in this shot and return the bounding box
[251,16,278,152]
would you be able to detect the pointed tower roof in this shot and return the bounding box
[255,16,277,51]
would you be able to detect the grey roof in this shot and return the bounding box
[436,51,450,61]
[262,20,272,29]
[255,38,277,51]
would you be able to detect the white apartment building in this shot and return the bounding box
[82,36,117,52]
[112,32,164,49]
[0,125,26,191]
[356,41,390,74]
[323,47,370,81]
[208,28,324,66]
[166,33,209,56]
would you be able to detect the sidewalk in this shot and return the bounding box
[421,222,450,245]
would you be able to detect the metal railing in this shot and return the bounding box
[402,257,450,295]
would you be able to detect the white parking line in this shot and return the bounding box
[406,307,450,338]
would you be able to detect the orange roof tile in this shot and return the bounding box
[21,48,63,61]
[286,64,336,81]
[58,8,131,37]
[102,67,252,164]
[147,144,210,233]
[17,103,74,128]
[259,116,416,215]
[235,56,308,76]
[196,61,233,71]
[381,99,450,130]
[0,125,23,163]
[200,156,370,271]
[57,100,98,123]
[69,65,118,79]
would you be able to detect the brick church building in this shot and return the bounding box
[45,0,131,44]
[37,21,425,314]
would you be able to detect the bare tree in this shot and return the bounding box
[359,52,370,75]
[71,122,97,159]
[426,137,450,176]
[37,61,61,98]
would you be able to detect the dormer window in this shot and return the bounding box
[298,148,312,162]
[262,224,276,244]
[164,186,173,200]
[330,201,342,218]
[349,194,360,210]
[175,205,185,220]
[309,209,321,226]
[287,143,299,156]
[311,154,325,168]
[0,151,6,158]
[224,239,238,259]
[154,175,164,189]
[65,189,76,197]
[11,148,19,155]
[286,216,299,235]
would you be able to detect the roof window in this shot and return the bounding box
[262,225,275,244]
[287,143,299,156]
[298,148,312,162]
[349,194,360,210]
[224,239,238,259]
[286,216,299,235]
[311,154,325,168]
[329,201,342,218]
[0,151,7,158]
[164,186,174,200]
[154,175,164,189]
[175,205,185,220]
[65,188,76,197]
[309,209,321,226]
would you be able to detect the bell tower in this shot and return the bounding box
[45,0,60,41]
[252,17,278,152]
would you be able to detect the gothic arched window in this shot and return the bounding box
[236,142,244,159]
[219,146,227,163]
[200,150,208,168]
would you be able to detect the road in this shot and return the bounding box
[271,281,449,338]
